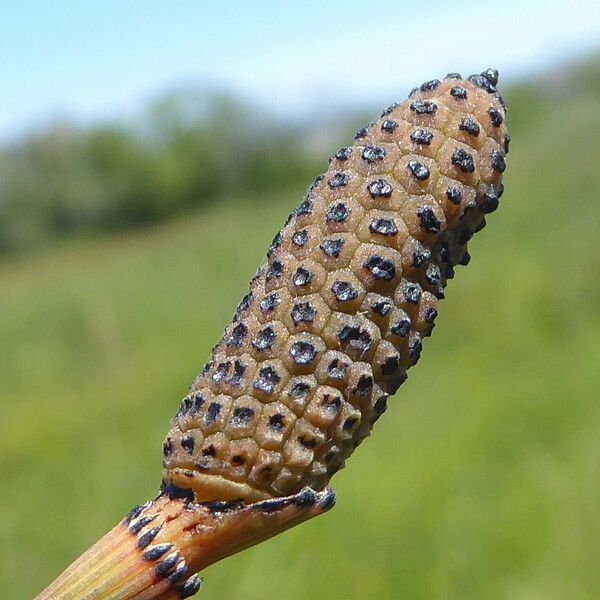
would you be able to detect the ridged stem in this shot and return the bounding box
[35,487,335,600]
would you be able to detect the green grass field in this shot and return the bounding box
[1,64,600,598]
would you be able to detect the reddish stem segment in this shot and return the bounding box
[35,487,335,600]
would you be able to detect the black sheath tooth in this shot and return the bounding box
[124,502,151,525]
[180,574,202,598]
[294,487,318,507]
[155,552,181,577]
[169,561,188,584]
[137,526,162,550]
[143,543,173,562]
[129,515,156,534]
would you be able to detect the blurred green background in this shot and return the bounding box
[1,3,600,599]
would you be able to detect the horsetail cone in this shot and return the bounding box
[38,69,509,600]
[162,68,509,502]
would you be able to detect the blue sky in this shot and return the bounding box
[1,1,598,140]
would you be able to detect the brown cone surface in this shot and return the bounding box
[162,70,509,503]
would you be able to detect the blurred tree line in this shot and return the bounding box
[0,88,348,255]
[3,53,597,257]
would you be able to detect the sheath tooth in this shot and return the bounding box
[143,543,173,562]
[137,526,162,550]
[179,574,202,598]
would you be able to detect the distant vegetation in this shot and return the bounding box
[1,55,598,256]
[0,89,358,254]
